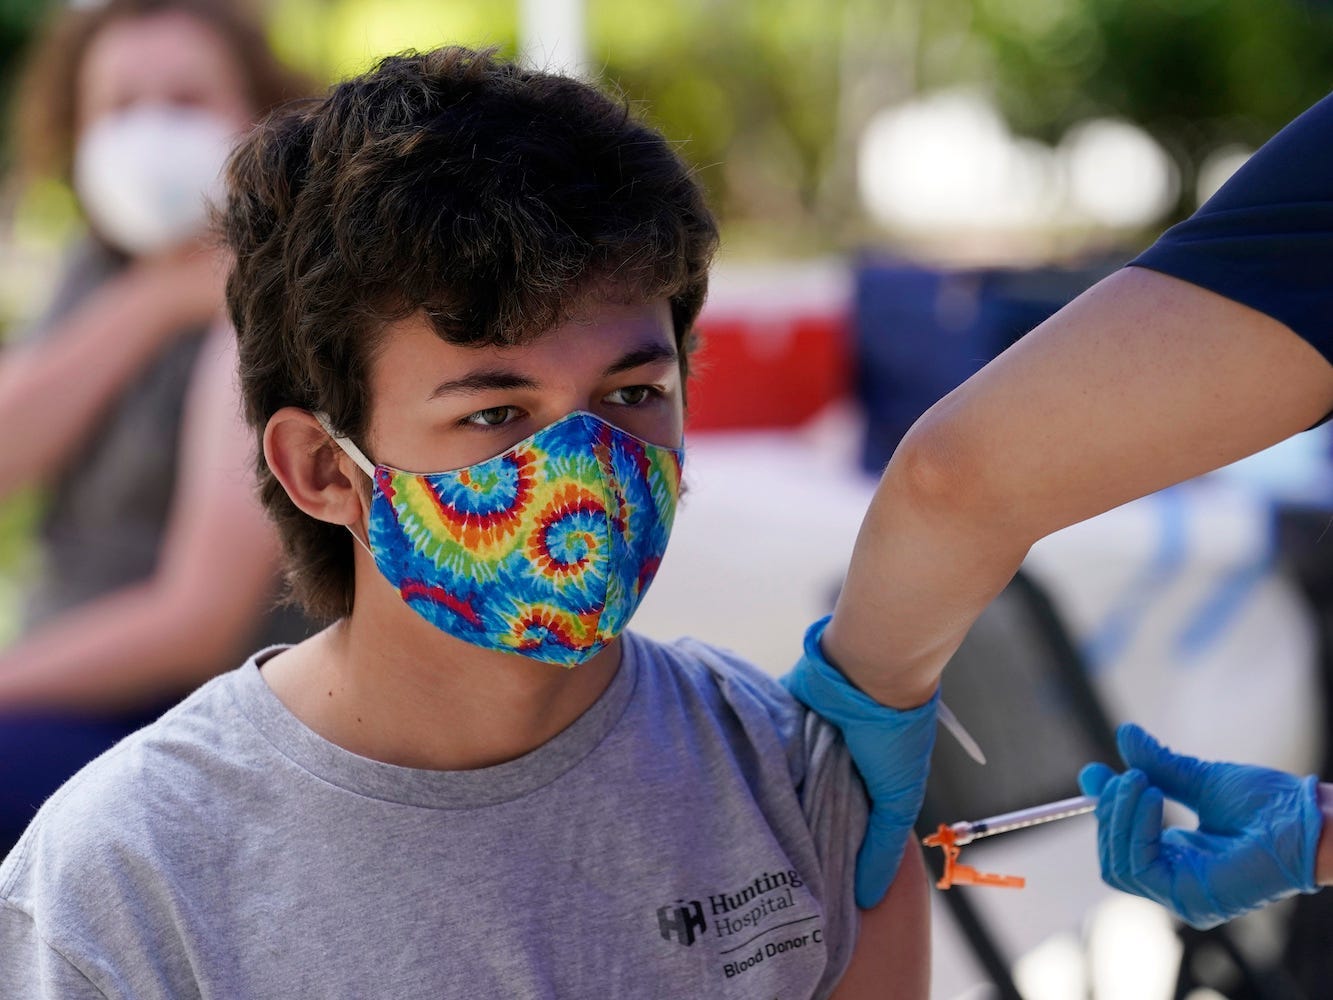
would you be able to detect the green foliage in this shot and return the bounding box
[0,490,38,645]
[972,0,1333,153]
[3,0,1332,242]
[270,0,517,81]
[590,0,851,245]
[0,0,53,170]
[950,0,1333,218]
[593,0,1333,230]
[0,490,36,573]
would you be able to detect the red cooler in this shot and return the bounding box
[685,261,851,431]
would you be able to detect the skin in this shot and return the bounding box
[76,10,253,131]
[0,248,226,495]
[261,297,928,993]
[831,843,930,1000]
[1320,786,1333,885]
[817,266,1333,887]
[0,13,281,709]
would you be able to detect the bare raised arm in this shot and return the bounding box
[0,245,226,497]
[0,321,281,711]
[830,842,929,1000]
[822,265,1333,708]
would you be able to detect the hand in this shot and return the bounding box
[1078,723,1322,929]
[120,241,231,340]
[782,616,938,909]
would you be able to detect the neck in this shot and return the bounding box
[261,599,623,771]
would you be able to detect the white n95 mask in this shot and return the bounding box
[73,104,235,257]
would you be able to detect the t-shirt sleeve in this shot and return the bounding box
[798,709,868,998]
[1130,91,1333,362]
[0,901,107,999]
[671,635,870,997]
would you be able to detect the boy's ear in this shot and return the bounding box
[264,407,368,526]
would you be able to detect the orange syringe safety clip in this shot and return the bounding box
[921,824,1026,890]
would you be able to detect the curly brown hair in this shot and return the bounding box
[12,0,311,186]
[220,46,719,622]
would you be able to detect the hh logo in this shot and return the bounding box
[657,900,707,946]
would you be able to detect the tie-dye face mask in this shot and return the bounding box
[321,410,683,666]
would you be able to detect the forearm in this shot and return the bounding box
[0,280,189,495]
[0,578,255,712]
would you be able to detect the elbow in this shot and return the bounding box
[881,401,1045,552]
[887,406,999,525]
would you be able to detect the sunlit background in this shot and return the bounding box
[2,1,1332,997]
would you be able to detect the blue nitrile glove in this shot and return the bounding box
[782,615,939,910]
[1078,722,1322,930]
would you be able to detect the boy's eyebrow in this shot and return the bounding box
[429,342,679,399]
[602,342,679,377]
[428,371,540,399]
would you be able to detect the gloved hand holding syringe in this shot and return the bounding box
[922,794,1098,889]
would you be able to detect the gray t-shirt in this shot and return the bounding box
[0,630,868,999]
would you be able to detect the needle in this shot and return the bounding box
[938,700,986,764]
[944,794,1098,847]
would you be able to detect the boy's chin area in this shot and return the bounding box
[342,550,617,672]
[258,560,627,771]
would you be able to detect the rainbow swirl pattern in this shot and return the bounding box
[366,411,683,665]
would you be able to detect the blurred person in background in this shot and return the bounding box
[0,0,311,854]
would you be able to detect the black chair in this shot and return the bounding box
[917,570,1302,1000]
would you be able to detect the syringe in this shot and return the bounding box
[944,794,1098,847]
[922,794,1099,889]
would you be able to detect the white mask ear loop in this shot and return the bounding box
[312,411,377,477]
[312,411,377,558]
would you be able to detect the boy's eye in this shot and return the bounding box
[462,406,519,428]
[605,385,657,406]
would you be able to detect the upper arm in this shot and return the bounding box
[913,91,1333,538]
[910,264,1333,544]
[822,94,1333,704]
[152,323,280,653]
[786,701,866,990]
[0,901,108,1000]
[828,842,930,1000]
[825,265,1333,705]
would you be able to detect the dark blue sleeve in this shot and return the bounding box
[1130,92,1333,365]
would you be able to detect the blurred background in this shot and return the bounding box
[1,1,1332,998]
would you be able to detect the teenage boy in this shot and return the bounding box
[0,48,927,998]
